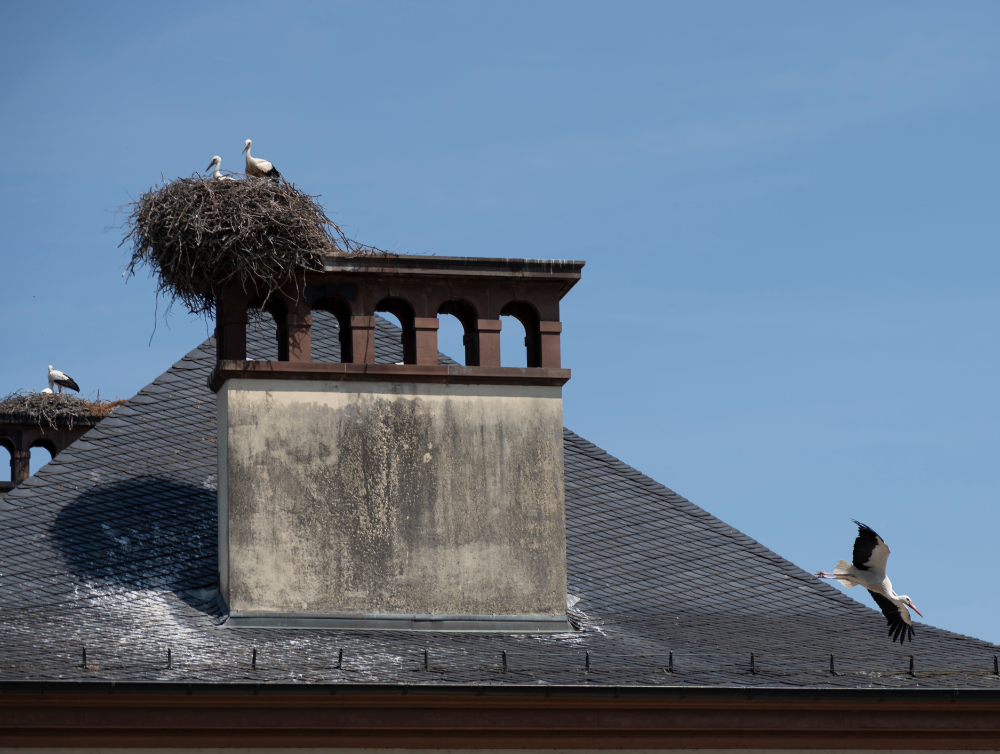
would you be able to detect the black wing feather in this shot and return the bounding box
[851,520,882,571]
[266,166,281,179]
[868,589,913,645]
[56,375,80,392]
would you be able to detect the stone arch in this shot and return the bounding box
[248,295,289,361]
[30,437,58,458]
[28,438,56,475]
[312,295,354,363]
[0,438,14,483]
[500,301,542,368]
[375,297,417,364]
[437,299,480,367]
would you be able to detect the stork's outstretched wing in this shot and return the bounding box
[852,520,890,573]
[868,589,914,644]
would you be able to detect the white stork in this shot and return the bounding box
[40,388,54,395]
[242,139,281,179]
[817,520,922,644]
[206,156,235,181]
[47,365,80,394]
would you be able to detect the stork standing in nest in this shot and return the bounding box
[47,365,80,394]
[242,139,281,179]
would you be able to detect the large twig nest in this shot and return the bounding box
[121,175,384,318]
[0,391,126,430]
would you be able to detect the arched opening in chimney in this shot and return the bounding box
[246,297,289,361]
[499,314,527,368]
[312,296,354,363]
[436,314,465,365]
[375,298,416,364]
[500,301,542,368]
[29,440,56,477]
[0,439,13,482]
[438,300,479,367]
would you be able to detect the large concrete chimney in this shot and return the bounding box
[210,254,583,630]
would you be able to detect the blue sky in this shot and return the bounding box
[2,2,999,644]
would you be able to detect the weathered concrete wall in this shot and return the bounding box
[217,379,566,619]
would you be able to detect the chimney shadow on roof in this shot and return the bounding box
[49,475,223,618]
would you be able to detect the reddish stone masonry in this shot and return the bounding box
[0,420,97,490]
[209,254,584,391]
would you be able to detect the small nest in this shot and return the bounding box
[121,174,387,318]
[0,391,126,430]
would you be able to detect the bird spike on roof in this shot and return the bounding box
[120,175,387,319]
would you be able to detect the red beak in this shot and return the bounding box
[909,604,923,618]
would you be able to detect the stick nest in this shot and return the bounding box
[0,391,126,430]
[121,175,386,317]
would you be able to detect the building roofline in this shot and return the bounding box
[1,681,999,702]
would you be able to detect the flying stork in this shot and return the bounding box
[47,365,80,394]
[206,156,235,181]
[242,139,281,179]
[817,520,922,644]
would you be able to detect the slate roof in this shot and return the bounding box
[1,311,998,693]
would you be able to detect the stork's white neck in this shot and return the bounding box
[884,582,911,609]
